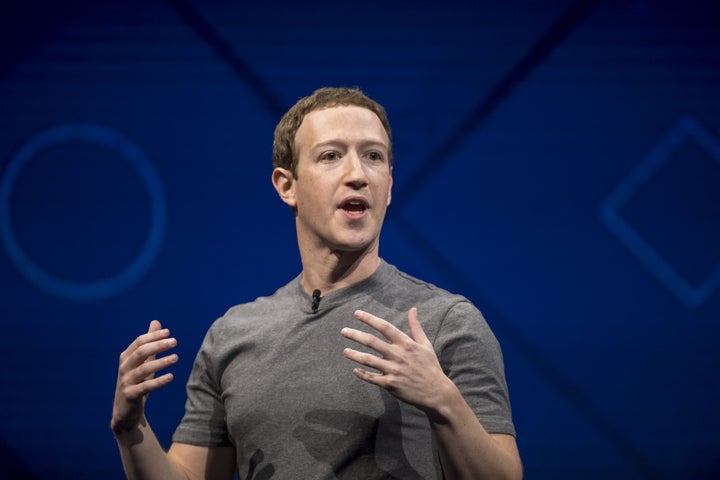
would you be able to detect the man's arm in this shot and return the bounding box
[341,308,523,480]
[426,379,522,479]
[111,320,235,480]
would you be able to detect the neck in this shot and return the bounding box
[299,244,381,296]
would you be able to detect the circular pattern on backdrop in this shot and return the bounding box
[0,124,166,301]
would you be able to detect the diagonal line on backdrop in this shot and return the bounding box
[166,0,288,119]
[0,439,38,480]
[388,0,661,476]
[391,214,663,479]
[393,0,598,212]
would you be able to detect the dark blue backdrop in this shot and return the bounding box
[1,1,719,478]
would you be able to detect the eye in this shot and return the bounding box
[320,151,340,161]
[365,151,383,161]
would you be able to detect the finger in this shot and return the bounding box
[407,308,430,345]
[125,353,179,385]
[146,320,162,363]
[121,372,175,401]
[122,328,170,360]
[351,367,385,386]
[122,336,177,373]
[343,347,389,373]
[353,310,406,342]
[340,327,392,357]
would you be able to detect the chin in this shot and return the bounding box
[331,235,379,253]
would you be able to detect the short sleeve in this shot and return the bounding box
[172,326,232,446]
[433,301,516,437]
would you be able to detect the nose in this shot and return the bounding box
[343,151,368,189]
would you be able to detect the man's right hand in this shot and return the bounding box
[111,320,178,435]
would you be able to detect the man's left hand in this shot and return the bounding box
[341,308,454,415]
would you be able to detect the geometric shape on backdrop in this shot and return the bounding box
[601,116,720,308]
[0,124,166,301]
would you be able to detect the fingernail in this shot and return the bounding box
[167,338,177,347]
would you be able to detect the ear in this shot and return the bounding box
[387,166,393,206]
[272,167,297,208]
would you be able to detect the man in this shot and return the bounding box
[111,87,522,479]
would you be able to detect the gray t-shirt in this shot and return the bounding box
[173,260,515,479]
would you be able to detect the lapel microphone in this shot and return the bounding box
[311,289,322,314]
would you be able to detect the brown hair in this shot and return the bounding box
[272,87,393,176]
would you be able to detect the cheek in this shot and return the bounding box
[296,182,325,210]
[373,177,392,204]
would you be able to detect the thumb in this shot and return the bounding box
[407,307,430,345]
[148,319,162,334]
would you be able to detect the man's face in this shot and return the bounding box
[278,105,393,254]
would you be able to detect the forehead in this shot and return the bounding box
[295,105,389,150]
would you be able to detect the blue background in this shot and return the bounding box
[1,0,719,478]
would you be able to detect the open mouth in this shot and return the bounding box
[340,199,368,214]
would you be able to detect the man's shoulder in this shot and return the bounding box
[376,261,474,316]
[383,262,466,301]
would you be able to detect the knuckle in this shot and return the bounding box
[121,385,136,400]
[117,364,130,379]
[135,343,149,357]
[383,376,399,391]
[136,363,151,379]
[397,338,414,353]
[141,360,161,377]
[119,347,133,364]
[137,342,156,358]
[378,324,392,336]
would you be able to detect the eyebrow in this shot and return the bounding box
[311,139,389,151]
